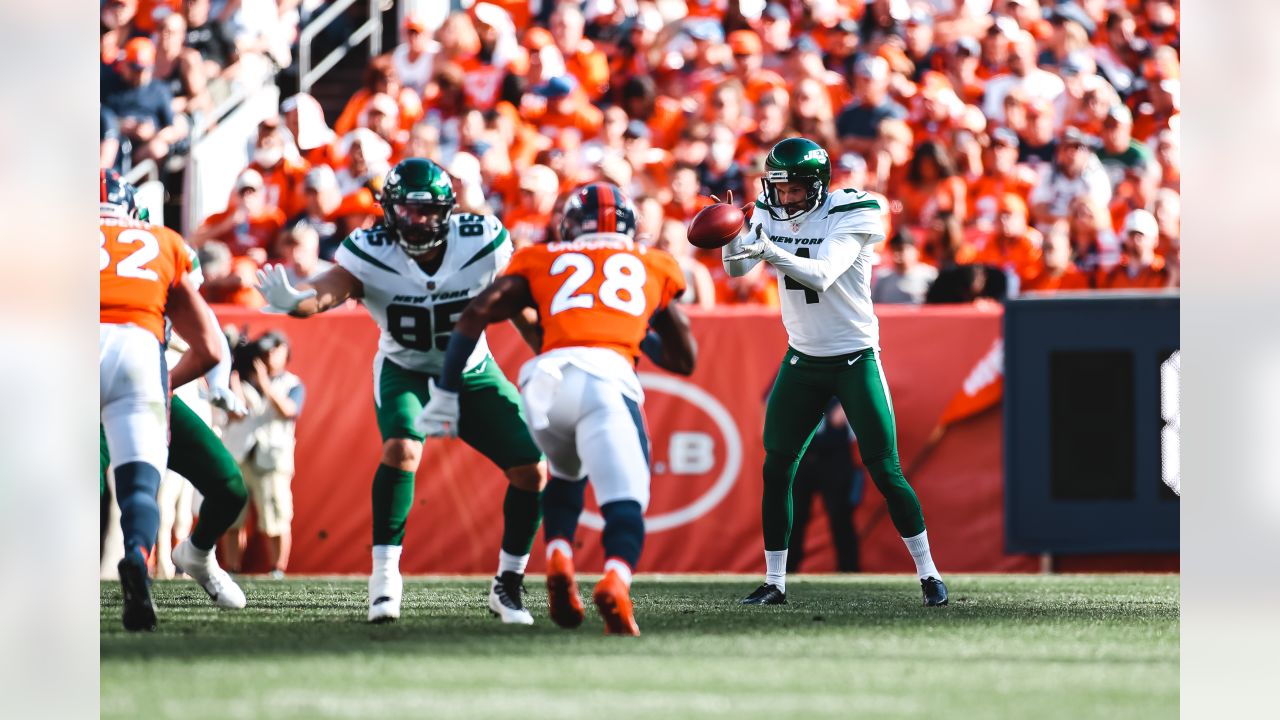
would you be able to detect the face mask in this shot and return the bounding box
[254,146,283,168]
[711,143,735,167]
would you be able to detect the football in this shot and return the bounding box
[687,202,746,249]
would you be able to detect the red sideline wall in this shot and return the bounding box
[212,304,1174,575]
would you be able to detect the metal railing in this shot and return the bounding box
[299,0,385,94]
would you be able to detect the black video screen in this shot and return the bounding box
[1049,351,1136,501]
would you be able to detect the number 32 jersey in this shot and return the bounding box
[504,235,685,363]
[336,213,511,375]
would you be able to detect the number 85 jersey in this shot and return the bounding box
[336,213,511,375]
[505,235,686,363]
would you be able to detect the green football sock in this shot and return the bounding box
[500,486,543,556]
[167,396,248,551]
[371,464,416,546]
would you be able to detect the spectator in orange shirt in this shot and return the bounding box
[550,3,609,100]
[1095,209,1173,289]
[333,56,424,136]
[194,169,286,262]
[1131,78,1179,142]
[973,193,1043,284]
[907,71,966,146]
[728,30,787,104]
[359,93,410,163]
[1022,220,1091,292]
[896,140,967,226]
[664,163,714,225]
[944,36,986,106]
[523,76,604,145]
[969,127,1038,230]
[248,118,309,218]
[197,240,265,309]
[504,164,559,249]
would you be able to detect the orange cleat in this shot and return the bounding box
[545,547,585,629]
[592,569,640,636]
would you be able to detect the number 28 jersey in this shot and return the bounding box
[504,235,686,363]
[335,213,511,375]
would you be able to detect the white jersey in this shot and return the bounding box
[336,213,511,375]
[738,188,886,356]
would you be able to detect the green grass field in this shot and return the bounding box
[100,574,1178,720]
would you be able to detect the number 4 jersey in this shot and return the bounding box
[503,235,686,364]
[336,213,511,375]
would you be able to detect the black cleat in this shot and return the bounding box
[741,583,787,605]
[118,555,157,632]
[921,577,948,607]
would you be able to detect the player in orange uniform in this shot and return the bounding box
[99,170,224,631]
[416,184,697,635]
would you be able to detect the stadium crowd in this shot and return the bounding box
[102,0,1180,308]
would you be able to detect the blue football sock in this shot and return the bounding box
[542,476,587,542]
[114,461,162,563]
[600,500,645,569]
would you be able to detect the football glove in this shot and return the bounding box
[723,224,775,262]
[414,379,461,438]
[255,263,316,314]
[208,385,247,418]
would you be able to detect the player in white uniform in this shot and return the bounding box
[724,138,948,607]
[255,158,548,624]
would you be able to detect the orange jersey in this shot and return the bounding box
[100,216,191,343]
[1093,256,1173,290]
[505,237,686,363]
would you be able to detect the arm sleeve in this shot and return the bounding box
[762,231,873,293]
[202,305,233,392]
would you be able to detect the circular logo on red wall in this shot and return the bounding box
[578,373,743,533]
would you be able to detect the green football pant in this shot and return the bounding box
[99,395,249,551]
[761,347,925,551]
[371,355,543,548]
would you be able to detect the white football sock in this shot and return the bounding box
[546,538,573,560]
[603,558,633,587]
[902,530,940,580]
[764,549,788,592]
[497,550,530,576]
[372,544,402,575]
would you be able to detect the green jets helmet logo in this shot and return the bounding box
[802,148,829,163]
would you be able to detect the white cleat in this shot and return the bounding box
[488,572,535,626]
[368,571,403,623]
[172,540,247,610]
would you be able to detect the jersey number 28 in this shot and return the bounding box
[548,252,647,316]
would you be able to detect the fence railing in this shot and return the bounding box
[299,0,385,94]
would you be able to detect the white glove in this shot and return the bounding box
[724,224,772,262]
[255,263,316,314]
[208,385,247,418]
[414,379,461,438]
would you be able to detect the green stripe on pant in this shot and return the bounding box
[760,347,926,551]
